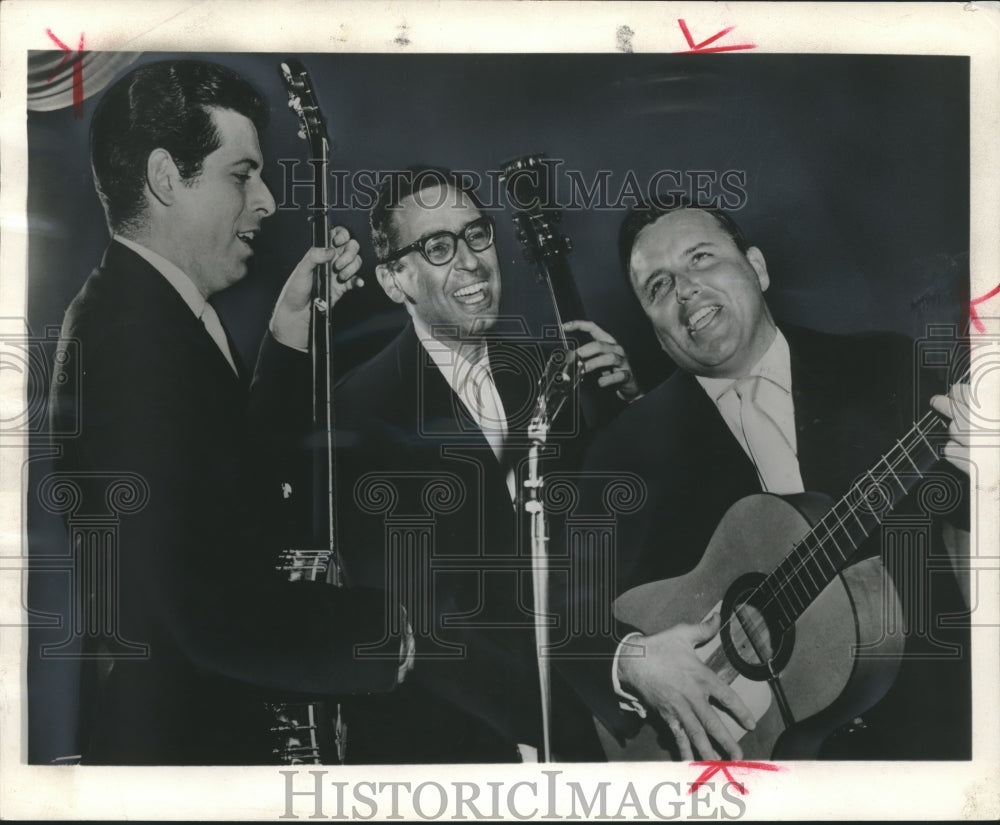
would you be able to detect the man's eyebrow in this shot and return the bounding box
[681,241,713,257]
[229,157,261,170]
[636,240,716,293]
[639,267,669,292]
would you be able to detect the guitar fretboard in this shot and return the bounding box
[758,410,947,632]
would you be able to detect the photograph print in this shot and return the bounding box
[19,47,979,775]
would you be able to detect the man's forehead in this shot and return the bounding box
[393,184,481,239]
[206,106,263,163]
[632,210,725,262]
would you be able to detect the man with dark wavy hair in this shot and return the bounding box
[49,60,409,765]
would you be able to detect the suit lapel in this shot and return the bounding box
[675,370,761,494]
[785,326,852,494]
[489,342,539,440]
[198,302,245,389]
[219,313,249,388]
[399,324,510,459]
[102,242,245,392]
[624,371,760,586]
[395,324,476,440]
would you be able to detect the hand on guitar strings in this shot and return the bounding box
[562,320,643,403]
[930,382,977,475]
[269,226,365,351]
[616,612,755,760]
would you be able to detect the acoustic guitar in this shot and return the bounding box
[596,409,957,759]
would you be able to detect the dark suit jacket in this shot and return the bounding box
[48,242,402,764]
[328,322,605,762]
[578,325,971,759]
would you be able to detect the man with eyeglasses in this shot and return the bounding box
[315,166,631,763]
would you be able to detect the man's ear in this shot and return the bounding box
[146,148,180,207]
[375,264,406,305]
[746,246,770,292]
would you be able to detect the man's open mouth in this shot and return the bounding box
[453,281,489,306]
[687,304,721,334]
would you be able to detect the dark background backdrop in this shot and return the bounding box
[25,52,969,762]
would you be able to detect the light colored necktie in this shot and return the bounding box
[451,352,505,457]
[469,368,506,460]
[199,302,239,377]
[457,357,516,501]
[720,375,804,494]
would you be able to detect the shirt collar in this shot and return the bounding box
[113,235,207,319]
[696,328,792,402]
[412,317,491,395]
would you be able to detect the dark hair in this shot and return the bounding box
[369,165,485,262]
[90,60,270,234]
[618,199,750,290]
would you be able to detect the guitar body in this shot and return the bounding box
[598,492,904,760]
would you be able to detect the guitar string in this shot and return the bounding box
[539,250,571,352]
[754,411,942,624]
[730,410,942,653]
[721,410,945,663]
[772,410,945,611]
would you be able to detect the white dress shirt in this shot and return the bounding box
[413,320,516,502]
[696,329,805,495]
[113,235,239,376]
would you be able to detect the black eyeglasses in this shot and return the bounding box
[381,216,495,266]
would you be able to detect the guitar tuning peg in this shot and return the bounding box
[297,128,306,140]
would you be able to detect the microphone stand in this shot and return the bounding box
[523,347,579,763]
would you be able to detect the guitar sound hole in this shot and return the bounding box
[720,573,794,681]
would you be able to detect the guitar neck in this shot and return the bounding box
[539,247,586,325]
[502,154,627,428]
[762,410,947,632]
[309,141,341,584]
[280,59,341,584]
